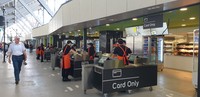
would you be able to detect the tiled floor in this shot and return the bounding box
[0,51,197,97]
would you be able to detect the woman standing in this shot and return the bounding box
[62,41,77,81]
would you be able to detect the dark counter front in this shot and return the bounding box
[70,61,82,78]
[93,65,157,93]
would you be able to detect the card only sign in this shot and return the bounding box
[143,14,163,29]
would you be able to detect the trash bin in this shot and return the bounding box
[82,64,95,94]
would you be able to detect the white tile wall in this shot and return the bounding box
[70,0,81,24]
[127,0,155,11]
[106,0,127,16]
[32,24,49,37]
[62,3,71,26]
[156,0,177,5]
[80,0,92,22]
[91,0,107,19]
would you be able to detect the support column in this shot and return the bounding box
[198,4,200,97]
[83,28,87,50]
[2,7,5,63]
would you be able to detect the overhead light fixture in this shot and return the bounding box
[181,24,186,27]
[79,34,81,35]
[180,8,187,11]
[189,17,196,20]
[78,30,81,32]
[62,33,65,34]
[106,24,110,26]
[116,28,120,30]
[132,18,138,21]
[89,27,92,29]
[69,32,72,33]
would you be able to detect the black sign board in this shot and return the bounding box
[0,16,5,26]
[143,14,163,29]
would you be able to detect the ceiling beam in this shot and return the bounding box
[15,6,35,27]
[18,0,42,25]
[37,0,54,17]
[15,15,31,34]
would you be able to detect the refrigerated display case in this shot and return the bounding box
[143,36,163,65]
[192,29,199,89]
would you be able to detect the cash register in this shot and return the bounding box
[98,56,109,67]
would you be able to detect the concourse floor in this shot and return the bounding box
[0,51,197,97]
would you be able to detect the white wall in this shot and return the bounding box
[32,24,49,37]
[156,0,177,5]
[127,0,155,12]
[80,0,92,22]
[25,33,32,40]
[32,0,178,37]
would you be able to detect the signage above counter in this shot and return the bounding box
[143,14,163,29]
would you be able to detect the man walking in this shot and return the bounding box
[7,36,27,85]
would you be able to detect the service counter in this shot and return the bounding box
[164,55,193,72]
[70,60,82,79]
[70,54,89,79]
[92,64,157,96]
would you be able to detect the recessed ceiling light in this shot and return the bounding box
[106,24,110,26]
[189,17,196,20]
[132,18,138,21]
[79,34,81,35]
[69,32,72,33]
[181,24,186,27]
[89,27,92,29]
[116,28,120,30]
[180,8,187,11]
[78,30,81,32]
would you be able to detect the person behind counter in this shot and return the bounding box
[62,40,78,81]
[112,39,132,65]
[122,40,132,57]
[86,43,96,63]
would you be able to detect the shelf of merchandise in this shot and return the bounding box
[164,42,174,55]
[176,43,198,56]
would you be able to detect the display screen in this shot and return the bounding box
[98,56,109,64]
[128,54,135,61]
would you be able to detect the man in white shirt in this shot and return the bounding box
[7,36,27,85]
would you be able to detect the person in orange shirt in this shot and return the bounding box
[40,43,45,62]
[36,46,40,60]
[112,39,132,65]
[62,41,77,81]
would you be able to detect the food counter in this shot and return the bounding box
[82,59,157,97]
[164,55,193,72]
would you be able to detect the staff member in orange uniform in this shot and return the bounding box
[113,39,132,65]
[40,43,45,62]
[36,46,40,60]
[62,41,77,81]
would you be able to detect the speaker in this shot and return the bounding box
[0,16,5,26]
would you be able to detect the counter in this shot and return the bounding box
[164,55,193,72]
[93,64,157,95]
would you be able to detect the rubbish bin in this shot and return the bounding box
[82,64,95,94]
